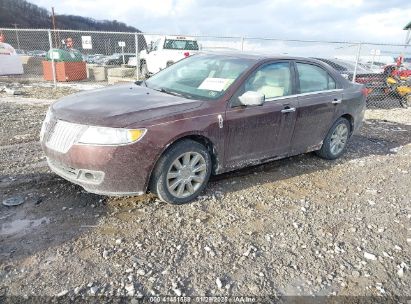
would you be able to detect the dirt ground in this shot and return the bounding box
[0,90,410,301]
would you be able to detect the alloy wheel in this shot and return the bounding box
[330,123,349,156]
[166,152,207,198]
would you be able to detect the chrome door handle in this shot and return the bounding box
[281,107,296,113]
[332,99,342,104]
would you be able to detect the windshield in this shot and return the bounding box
[163,39,199,50]
[145,54,255,100]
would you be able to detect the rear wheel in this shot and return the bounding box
[316,117,351,160]
[149,140,212,204]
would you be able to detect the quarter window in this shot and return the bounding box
[245,62,292,99]
[296,63,336,93]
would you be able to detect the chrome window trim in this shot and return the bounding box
[265,95,297,102]
[297,88,343,97]
[265,89,343,102]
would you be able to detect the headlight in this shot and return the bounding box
[40,107,52,141]
[77,126,146,145]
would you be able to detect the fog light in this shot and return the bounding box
[84,172,94,180]
[78,170,104,184]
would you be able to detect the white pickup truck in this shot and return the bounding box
[128,36,200,77]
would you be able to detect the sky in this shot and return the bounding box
[30,0,411,44]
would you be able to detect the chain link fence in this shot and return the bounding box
[0,28,410,108]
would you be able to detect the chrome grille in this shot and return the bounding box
[40,110,55,142]
[45,120,85,153]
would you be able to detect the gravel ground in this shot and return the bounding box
[0,93,410,301]
[0,82,79,100]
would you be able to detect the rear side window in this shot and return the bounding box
[296,63,336,93]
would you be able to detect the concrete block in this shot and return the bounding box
[107,67,135,78]
[107,76,136,85]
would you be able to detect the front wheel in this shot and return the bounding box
[149,140,212,204]
[316,117,351,160]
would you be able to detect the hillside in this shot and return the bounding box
[0,0,141,32]
[0,0,146,53]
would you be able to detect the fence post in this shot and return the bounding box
[241,37,244,51]
[47,29,57,89]
[352,42,362,84]
[135,32,140,81]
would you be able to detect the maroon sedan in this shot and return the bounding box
[40,53,366,204]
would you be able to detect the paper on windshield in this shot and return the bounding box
[198,78,233,91]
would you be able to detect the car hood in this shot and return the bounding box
[52,84,203,127]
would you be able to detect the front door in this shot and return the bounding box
[291,61,342,154]
[224,61,298,169]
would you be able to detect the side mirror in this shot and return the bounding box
[238,91,265,106]
[147,42,154,53]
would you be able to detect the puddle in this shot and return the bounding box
[0,217,50,235]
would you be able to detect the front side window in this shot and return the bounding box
[244,62,292,99]
[296,63,336,93]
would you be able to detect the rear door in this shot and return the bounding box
[290,61,343,154]
[224,61,298,168]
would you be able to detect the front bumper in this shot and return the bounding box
[43,141,156,196]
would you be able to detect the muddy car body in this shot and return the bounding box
[41,53,366,204]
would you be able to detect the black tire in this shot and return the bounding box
[149,139,212,204]
[400,94,409,108]
[316,117,351,160]
[166,61,174,67]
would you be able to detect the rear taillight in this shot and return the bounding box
[184,52,190,57]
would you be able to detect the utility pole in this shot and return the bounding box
[11,23,20,49]
[404,21,411,51]
[51,7,58,48]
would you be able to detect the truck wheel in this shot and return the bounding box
[166,61,174,67]
[149,140,212,204]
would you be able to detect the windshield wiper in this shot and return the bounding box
[157,87,185,97]
[151,87,198,100]
[135,80,147,87]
